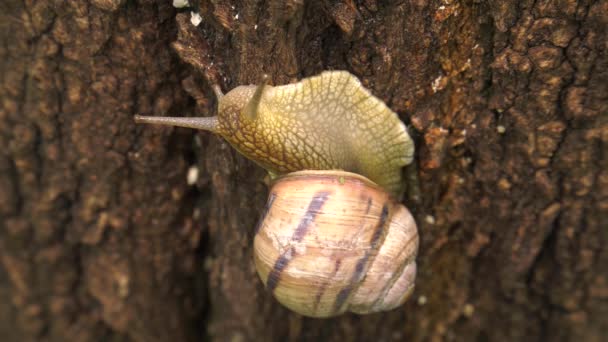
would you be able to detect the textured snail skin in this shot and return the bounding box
[253,170,419,318]
[135,71,413,197]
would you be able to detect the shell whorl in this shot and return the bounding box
[253,171,419,317]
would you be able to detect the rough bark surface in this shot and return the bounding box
[0,1,606,342]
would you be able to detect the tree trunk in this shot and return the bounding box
[1,0,606,341]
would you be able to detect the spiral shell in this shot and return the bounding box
[253,170,419,317]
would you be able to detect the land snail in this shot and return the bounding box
[135,71,419,318]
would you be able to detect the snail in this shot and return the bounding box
[135,71,418,317]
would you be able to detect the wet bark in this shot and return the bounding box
[0,1,606,341]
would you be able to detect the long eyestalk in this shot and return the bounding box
[243,74,269,121]
[134,115,219,132]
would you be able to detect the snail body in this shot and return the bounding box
[254,170,418,317]
[135,71,413,197]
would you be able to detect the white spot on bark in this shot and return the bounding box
[187,166,199,185]
[173,0,189,8]
[190,12,202,26]
[432,75,445,93]
[116,273,130,298]
[463,303,475,317]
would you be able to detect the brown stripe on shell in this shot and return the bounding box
[370,204,390,248]
[364,197,373,215]
[266,247,294,292]
[312,258,342,313]
[332,203,391,313]
[312,197,373,315]
[334,287,352,314]
[292,191,330,242]
[254,192,277,235]
[369,233,419,310]
[266,191,331,293]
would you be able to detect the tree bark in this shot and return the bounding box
[0,1,606,341]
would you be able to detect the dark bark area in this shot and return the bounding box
[0,0,606,341]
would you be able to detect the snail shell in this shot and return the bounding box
[254,170,419,318]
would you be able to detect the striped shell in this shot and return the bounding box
[253,170,419,317]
